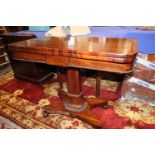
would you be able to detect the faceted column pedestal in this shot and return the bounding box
[42,68,105,128]
[59,68,87,112]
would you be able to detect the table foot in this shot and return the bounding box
[64,101,88,112]
[58,89,88,112]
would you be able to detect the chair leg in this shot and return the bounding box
[96,72,101,98]
[57,67,63,89]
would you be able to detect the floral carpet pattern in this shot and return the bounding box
[92,100,155,129]
[0,72,120,129]
[0,89,93,129]
[0,71,154,129]
[83,78,118,92]
[114,100,155,128]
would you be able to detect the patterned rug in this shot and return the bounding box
[1,71,154,129]
[93,100,155,129]
[0,71,121,129]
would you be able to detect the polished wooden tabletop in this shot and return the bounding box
[8,37,137,59]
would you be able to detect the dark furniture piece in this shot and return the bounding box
[5,26,29,32]
[0,34,54,84]
[8,37,137,127]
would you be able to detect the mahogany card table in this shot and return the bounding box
[8,37,137,127]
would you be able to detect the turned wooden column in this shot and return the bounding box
[63,68,87,112]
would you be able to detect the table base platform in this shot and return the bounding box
[42,92,111,128]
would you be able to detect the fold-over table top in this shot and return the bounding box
[8,37,137,62]
[5,26,155,54]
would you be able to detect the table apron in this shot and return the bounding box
[10,51,133,73]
